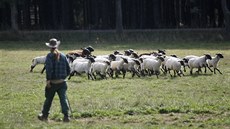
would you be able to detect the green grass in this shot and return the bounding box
[0,40,230,129]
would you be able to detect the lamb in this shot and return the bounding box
[91,61,110,79]
[161,55,178,73]
[206,53,224,74]
[165,57,185,77]
[68,57,95,80]
[109,57,128,78]
[30,56,46,73]
[140,56,165,78]
[123,58,141,77]
[188,54,212,75]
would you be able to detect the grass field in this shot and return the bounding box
[0,40,230,129]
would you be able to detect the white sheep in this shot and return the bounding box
[30,56,46,73]
[165,57,185,77]
[95,54,116,62]
[188,54,212,75]
[109,57,128,78]
[161,55,178,73]
[206,53,224,74]
[91,61,110,79]
[140,56,164,78]
[68,57,95,80]
[123,58,141,77]
[183,55,199,70]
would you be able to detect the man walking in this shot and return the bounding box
[38,38,71,122]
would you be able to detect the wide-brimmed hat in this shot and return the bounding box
[45,38,60,48]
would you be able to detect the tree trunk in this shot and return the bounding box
[10,1,19,31]
[221,0,230,31]
[116,0,123,34]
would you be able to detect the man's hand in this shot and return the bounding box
[46,80,51,88]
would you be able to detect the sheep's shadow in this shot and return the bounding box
[183,73,213,78]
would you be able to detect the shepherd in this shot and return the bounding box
[38,38,71,122]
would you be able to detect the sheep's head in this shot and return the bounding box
[204,54,212,60]
[131,52,139,58]
[139,58,143,63]
[216,53,224,58]
[109,54,116,61]
[114,50,122,55]
[129,49,134,53]
[158,49,166,55]
[124,50,131,56]
[133,59,140,65]
[170,54,177,58]
[104,61,110,65]
[157,56,165,62]
[178,60,185,66]
[87,57,95,63]
[86,46,94,52]
[121,57,128,63]
[182,58,189,63]
[82,48,91,57]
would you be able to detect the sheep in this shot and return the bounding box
[109,57,128,78]
[161,55,178,73]
[67,47,92,58]
[91,61,111,79]
[183,55,199,68]
[139,49,166,57]
[30,56,46,73]
[68,57,95,80]
[206,53,224,74]
[165,57,185,77]
[123,58,141,77]
[95,54,116,62]
[188,54,212,75]
[140,56,165,78]
[114,50,123,55]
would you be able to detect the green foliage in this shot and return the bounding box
[0,40,230,128]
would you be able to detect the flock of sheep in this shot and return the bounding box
[30,46,224,80]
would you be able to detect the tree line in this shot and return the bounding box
[0,0,230,32]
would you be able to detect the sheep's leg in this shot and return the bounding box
[176,70,182,77]
[107,68,113,77]
[134,70,141,77]
[41,65,46,74]
[87,73,94,80]
[196,67,202,74]
[98,73,104,79]
[115,70,119,78]
[92,72,97,80]
[155,71,159,78]
[207,66,213,73]
[168,69,173,77]
[183,66,186,72]
[30,65,35,72]
[141,70,145,77]
[102,74,107,80]
[122,69,126,79]
[179,70,184,76]
[68,71,76,80]
[215,68,222,74]
[190,68,193,75]
[173,70,177,77]
[110,69,114,78]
